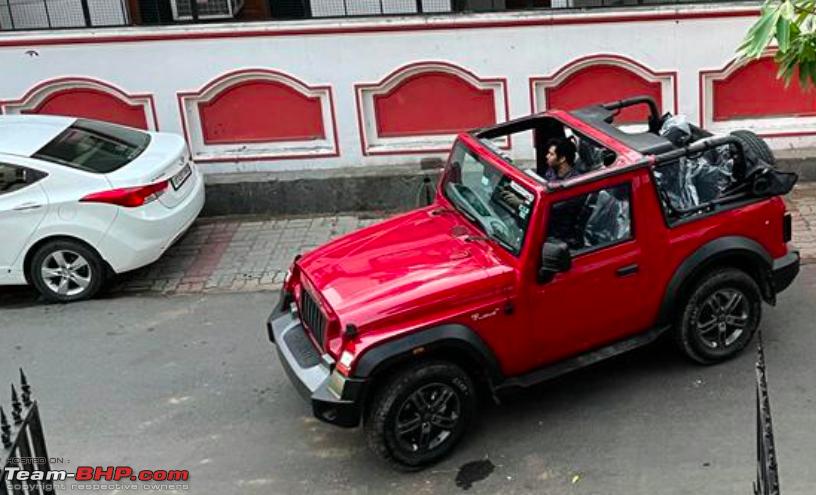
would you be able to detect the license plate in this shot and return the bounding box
[171,163,192,190]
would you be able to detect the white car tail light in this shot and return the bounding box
[80,180,169,208]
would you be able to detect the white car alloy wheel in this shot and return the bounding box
[29,239,105,303]
[40,249,92,297]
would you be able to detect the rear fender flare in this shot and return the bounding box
[657,236,772,326]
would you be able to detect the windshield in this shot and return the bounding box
[443,141,536,255]
[33,119,151,174]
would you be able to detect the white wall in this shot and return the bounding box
[0,3,809,174]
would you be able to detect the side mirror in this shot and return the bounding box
[538,240,571,283]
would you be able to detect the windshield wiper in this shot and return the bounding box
[465,232,515,251]
[457,209,515,251]
[444,182,516,251]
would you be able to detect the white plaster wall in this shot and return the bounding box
[0,3,804,174]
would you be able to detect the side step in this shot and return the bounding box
[495,325,670,392]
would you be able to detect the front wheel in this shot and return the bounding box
[29,239,106,303]
[365,361,476,471]
[674,268,761,364]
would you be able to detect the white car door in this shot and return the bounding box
[0,160,48,280]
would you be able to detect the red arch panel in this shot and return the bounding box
[22,88,149,129]
[198,80,325,144]
[712,58,816,121]
[373,72,497,137]
[545,65,662,123]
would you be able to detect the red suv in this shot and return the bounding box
[267,97,799,470]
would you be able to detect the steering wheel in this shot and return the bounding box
[448,183,506,238]
[488,219,510,240]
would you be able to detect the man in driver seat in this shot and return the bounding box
[541,138,579,181]
[501,138,578,208]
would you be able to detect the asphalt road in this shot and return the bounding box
[0,267,814,494]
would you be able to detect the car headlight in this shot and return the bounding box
[336,350,355,373]
[339,351,354,369]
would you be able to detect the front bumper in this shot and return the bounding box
[771,250,800,294]
[268,305,365,428]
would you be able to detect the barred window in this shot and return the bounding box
[0,0,127,30]
[311,0,452,18]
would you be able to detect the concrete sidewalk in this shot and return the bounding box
[787,182,816,261]
[112,215,384,295]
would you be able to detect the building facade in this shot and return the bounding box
[1,2,811,174]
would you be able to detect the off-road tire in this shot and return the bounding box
[674,268,761,364]
[365,361,476,471]
[731,130,775,166]
[29,239,106,303]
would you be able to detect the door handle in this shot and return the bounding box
[616,264,639,277]
[12,202,43,211]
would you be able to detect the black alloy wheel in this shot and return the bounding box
[675,268,761,364]
[393,382,462,454]
[694,288,750,351]
[365,361,476,471]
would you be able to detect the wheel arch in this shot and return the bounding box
[354,324,505,411]
[23,235,112,283]
[657,236,773,326]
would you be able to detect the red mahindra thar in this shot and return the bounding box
[267,97,800,470]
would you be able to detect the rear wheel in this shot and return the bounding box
[29,239,106,303]
[674,268,761,364]
[365,361,476,471]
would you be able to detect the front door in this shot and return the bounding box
[0,162,48,277]
[526,175,654,366]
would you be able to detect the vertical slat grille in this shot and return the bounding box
[300,290,326,349]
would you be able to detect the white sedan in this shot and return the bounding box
[0,115,205,302]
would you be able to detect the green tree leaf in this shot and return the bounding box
[798,60,811,87]
[777,17,792,52]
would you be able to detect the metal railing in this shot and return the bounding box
[0,0,128,31]
[0,370,54,495]
[755,333,780,495]
[0,0,755,31]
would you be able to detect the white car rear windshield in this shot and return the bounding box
[33,119,151,174]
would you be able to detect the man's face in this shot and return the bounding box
[546,145,561,168]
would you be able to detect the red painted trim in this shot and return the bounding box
[197,79,326,144]
[710,56,816,121]
[697,52,816,133]
[0,76,159,130]
[529,53,678,116]
[700,54,758,128]
[354,61,510,156]
[176,68,339,162]
[373,71,499,138]
[0,8,760,48]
